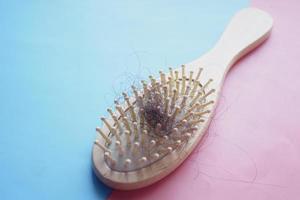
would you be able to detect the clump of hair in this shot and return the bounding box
[135,67,215,139]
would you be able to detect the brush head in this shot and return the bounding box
[93,65,215,189]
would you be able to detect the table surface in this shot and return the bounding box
[1,1,300,200]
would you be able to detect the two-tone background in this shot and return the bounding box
[1,0,300,199]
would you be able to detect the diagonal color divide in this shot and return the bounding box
[109,0,300,199]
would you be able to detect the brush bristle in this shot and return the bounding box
[95,65,215,172]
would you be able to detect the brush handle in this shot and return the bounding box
[213,7,273,68]
[187,7,273,87]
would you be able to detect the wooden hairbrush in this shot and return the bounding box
[92,8,273,190]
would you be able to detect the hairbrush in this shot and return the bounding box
[92,8,273,190]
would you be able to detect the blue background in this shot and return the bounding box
[0,1,247,199]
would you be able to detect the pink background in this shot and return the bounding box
[110,0,300,199]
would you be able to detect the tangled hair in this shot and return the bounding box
[138,79,198,137]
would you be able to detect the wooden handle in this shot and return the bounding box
[187,8,273,88]
[213,7,273,69]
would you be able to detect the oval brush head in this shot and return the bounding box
[92,8,273,190]
[95,66,214,172]
[93,66,216,189]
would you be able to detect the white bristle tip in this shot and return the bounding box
[150,140,156,146]
[125,159,131,166]
[140,157,147,163]
[172,128,178,134]
[153,153,160,159]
